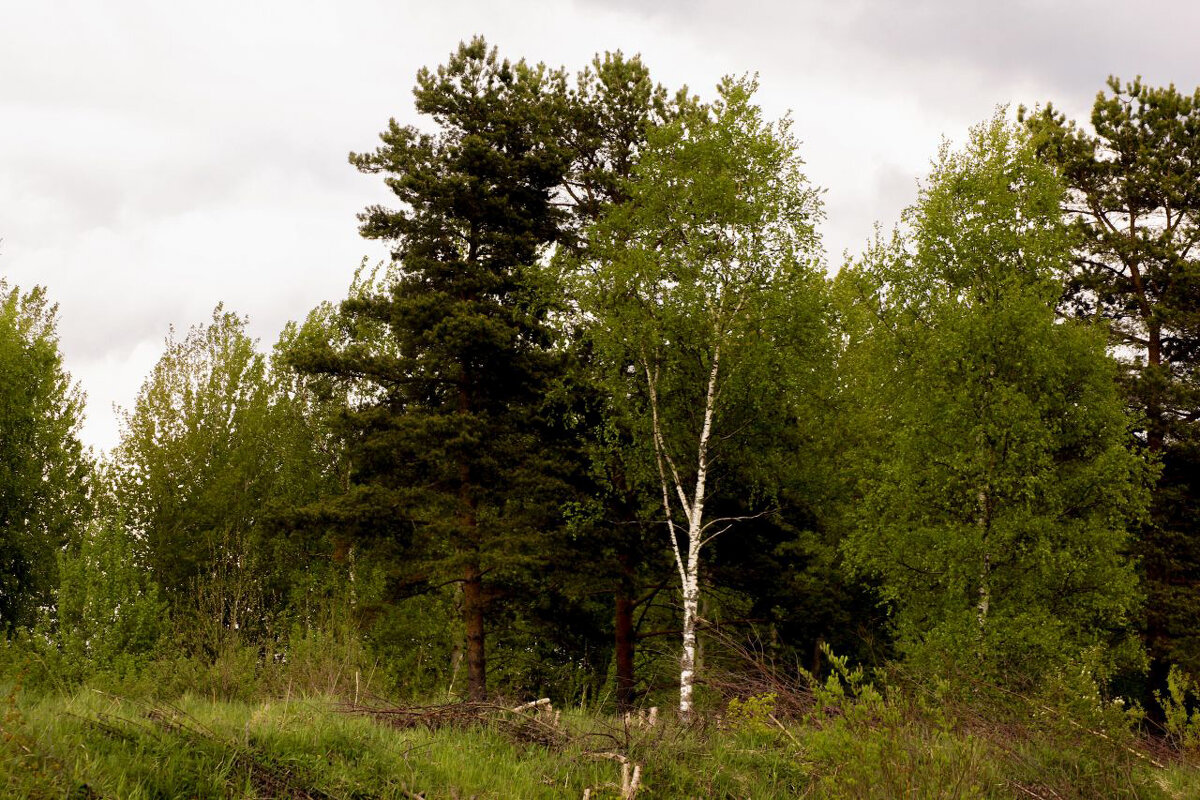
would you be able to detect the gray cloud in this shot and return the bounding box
[3,0,1194,451]
[580,0,1200,117]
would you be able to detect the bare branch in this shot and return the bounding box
[698,509,772,536]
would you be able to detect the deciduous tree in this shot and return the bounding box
[842,117,1148,682]
[111,306,336,641]
[0,279,91,630]
[557,51,693,710]
[576,77,829,716]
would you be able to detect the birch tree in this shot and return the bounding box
[577,77,828,717]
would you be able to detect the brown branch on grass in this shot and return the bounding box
[338,699,571,748]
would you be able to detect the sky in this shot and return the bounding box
[3,0,1198,452]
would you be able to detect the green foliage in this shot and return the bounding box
[1023,78,1200,680]
[0,279,91,630]
[560,50,690,234]
[53,517,167,684]
[111,306,273,601]
[291,37,578,701]
[726,691,779,734]
[800,715,990,799]
[787,651,1167,799]
[578,75,828,477]
[110,305,341,646]
[802,643,892,726]
[841,115,1149,684]
[1156,665,1200,752]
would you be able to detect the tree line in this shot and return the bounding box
[2,41,1198,717]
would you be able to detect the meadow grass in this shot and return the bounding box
[3,682,1200,799]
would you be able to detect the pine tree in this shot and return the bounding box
[291,39,573,701]
[1022,79,1200,678]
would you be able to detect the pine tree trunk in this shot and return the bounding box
[463,560,487,702]
[1144,318,1168,720]
[1147,319,1165,454]
[457,376,487,702]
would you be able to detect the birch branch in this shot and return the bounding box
[688,343,721,550]
[641,352,694,528]
[640,353,689,586]
[698,510,771,535]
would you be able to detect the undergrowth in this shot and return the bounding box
[2,678,1199,799]
[3,632,1200,799]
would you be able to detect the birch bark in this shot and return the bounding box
[645,344,720,719]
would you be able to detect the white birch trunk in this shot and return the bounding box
[679,568,699,717]
[643,344,721,720]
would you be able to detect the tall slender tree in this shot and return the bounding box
[557,52,693,710]
[576,77,829,717]
[291,38,573,701]
[0,279,91,630]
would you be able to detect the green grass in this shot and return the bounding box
[3,686,1199,799]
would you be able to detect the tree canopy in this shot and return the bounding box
[0,279,91,630]
[575,76,831,715]
[841,117,1148,681]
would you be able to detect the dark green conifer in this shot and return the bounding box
[292,38,572,701]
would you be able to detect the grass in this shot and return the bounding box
[3,683,1200,799]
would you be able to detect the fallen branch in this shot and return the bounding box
[513,698,551,713]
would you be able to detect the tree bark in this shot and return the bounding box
[614,546,639,711]
[457,374,487,701]
[463,559,487,701]
[615,580,636,711]
[678,347,719,720]
[679,570,699,718]
[977,487,990,635]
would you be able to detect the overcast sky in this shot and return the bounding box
[3,0,1197,452]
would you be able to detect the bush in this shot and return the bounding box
[1157,665,1200,752]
